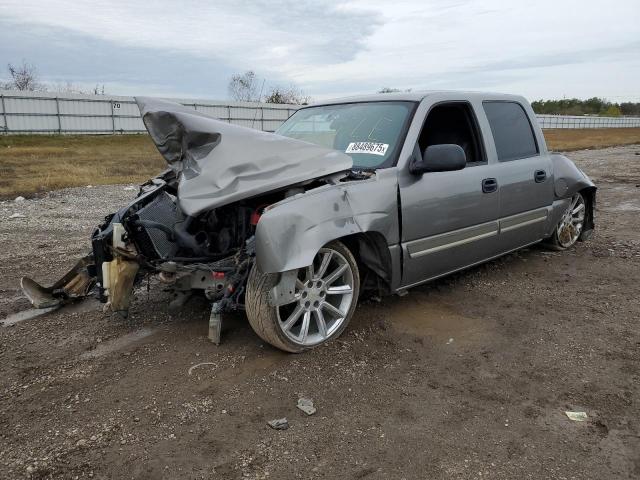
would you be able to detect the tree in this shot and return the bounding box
[378,87,412,94]
[4,61,45,91]
[228,71,260,102]
[601,105,621,117]
[264,85,310,105]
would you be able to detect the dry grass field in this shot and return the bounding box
[1,128,639,199]
[0,135,164,199]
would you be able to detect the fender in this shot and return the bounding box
[255,169,400,274]
[550,153,596,198]
[547,153,597,238]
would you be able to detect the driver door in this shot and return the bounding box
[398,101,500,287]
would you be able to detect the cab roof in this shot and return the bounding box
[309,90,527,107]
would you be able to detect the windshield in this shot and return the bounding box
[275,101,416,169]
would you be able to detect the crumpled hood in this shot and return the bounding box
[135,97,353,216]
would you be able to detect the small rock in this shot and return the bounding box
[446,338,454,345]
[76,439,88,447]
[267,418,289,430]
[8,213,25,219]
[26,465,35,474]
[14,196,25,202]
[297,398,316,416]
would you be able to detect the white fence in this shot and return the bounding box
[536,114,640,129]
[0,90,299,134]
[1,90,639,134]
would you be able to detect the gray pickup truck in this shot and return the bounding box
[22,91,596,352]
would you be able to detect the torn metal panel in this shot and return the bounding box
[135,97,353,216]
[21,254,95,309]
[255,169,399,274]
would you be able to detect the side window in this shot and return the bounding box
[417,102,486,165]
[483,101,538,161]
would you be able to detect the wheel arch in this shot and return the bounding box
[335,232,393,295]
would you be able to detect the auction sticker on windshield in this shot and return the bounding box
[345,142,389,156]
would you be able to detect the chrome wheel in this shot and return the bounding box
[557,193,585,248]
[276,247,355,347]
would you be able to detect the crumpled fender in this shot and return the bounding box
[550,153,596,198]
[255,170,399,274]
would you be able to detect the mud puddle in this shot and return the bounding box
[391,299,485,342]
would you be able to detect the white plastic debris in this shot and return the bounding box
[297,397,316,416]
[8,213,25,219]
[565,411,588,422]
[267,418,289,430]
[14,196,25,202]
[446,338,454,345]
[124,185,137,191]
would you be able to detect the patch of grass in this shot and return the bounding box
[544,128,640,151]
[1,129,639,199]
[0,135,164,199]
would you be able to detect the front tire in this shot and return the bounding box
[245,241,360,353]
[547,192,586,250]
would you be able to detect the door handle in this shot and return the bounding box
[482,178,498,193]
[534,170,547,183]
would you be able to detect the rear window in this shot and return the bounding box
[483,101,538,161]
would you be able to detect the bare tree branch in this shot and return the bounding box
[265,85,311,105]
[5,61,46,91]
[228,71,259,102]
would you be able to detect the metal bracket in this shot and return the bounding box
[268,269,299,307]
[208,302,223,345]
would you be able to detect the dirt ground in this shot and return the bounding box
[1,145,639,480]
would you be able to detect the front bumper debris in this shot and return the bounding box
[20,254,95,309]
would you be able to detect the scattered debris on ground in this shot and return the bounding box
[0,145,638,479]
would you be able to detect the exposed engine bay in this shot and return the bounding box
[21,168,365,320]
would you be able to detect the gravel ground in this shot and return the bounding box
[1,145,639,479]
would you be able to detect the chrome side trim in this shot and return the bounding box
[499,208,548,233]
[405,207,549,259]
[406,220,499,258]
[399,239,542,290]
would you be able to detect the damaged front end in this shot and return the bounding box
[21,97,354,322]
[23,170,264,317]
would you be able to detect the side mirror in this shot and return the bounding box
[409,144,466,175]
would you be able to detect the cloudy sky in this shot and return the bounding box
[1,0,638,101]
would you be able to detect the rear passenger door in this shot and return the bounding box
[482,101,554,251]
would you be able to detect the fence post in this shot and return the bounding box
[55,97,62,134]
[110,99,116,134]
[1,94,7,134]
[227,105,232,124]
[260,107,264,131]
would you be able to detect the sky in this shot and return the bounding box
[0,0,639,102]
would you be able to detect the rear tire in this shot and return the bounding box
[547,192,586,251]
[245,241,360,353]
